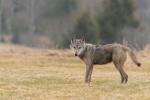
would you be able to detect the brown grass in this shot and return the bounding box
[0,44,150,100]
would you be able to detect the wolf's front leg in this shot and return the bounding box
[85,65,89,83]
[85,65,93,86]
[88,65,93,83]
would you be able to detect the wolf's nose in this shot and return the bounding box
[75,53,77,56]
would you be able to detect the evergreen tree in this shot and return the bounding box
[44,0,76,18]
[60,12,99,48]
[72,12,99,43]
[97,0,139,44]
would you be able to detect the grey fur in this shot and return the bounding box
[70,38,141,84]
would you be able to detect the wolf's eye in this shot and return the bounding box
[78,47,81,49]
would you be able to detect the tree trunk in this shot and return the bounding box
[0,0,4,34]
[11,0,20,43]
[29,0,36,35]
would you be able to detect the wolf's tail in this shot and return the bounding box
[122,46,141,67]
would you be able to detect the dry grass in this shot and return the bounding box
[0,44,150,100]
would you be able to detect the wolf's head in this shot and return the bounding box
[70,38,86,57]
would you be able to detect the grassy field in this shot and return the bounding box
[0,44,150,100]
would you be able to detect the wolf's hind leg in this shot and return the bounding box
[113,63,125,83]
[114,63,128,83]
[113,48,128,83]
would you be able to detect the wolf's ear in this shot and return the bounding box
[71,38,74,44]
[81,37,85,43]
[70,38,73,48]
[69,44,72,49]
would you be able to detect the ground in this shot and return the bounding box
[0,44,150,100]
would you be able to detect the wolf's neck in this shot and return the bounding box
[78,47,87,59]
[78,44,96,60]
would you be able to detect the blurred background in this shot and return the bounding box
[0,0,149,49]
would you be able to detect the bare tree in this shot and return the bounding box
[0,0,5,42]
[28,0,36,35]
[11,0,20,43]
[0,0,4,34]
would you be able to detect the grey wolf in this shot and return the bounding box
[70,38,141,84]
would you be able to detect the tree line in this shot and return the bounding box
[0,0,148,49]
